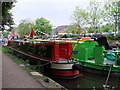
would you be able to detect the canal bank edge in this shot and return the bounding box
[30,72,66,89]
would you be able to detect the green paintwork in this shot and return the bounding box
[35,44,53,59]
[9,41,54,59]
[94,45,104,65]
[72,40,98,61]
[72,40,120,72]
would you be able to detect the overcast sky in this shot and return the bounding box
[11,0,105,27]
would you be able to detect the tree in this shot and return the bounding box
[17,19,34,37]
[86,27,94,33]
[1,1,16,31]
[104,0,120,34]
[71,6,88,33]
[33,17,53,35]
[101,23,114,32]
[87,0,104,34]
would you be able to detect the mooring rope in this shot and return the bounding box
[29,62,50,67]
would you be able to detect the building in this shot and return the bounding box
[52,25,71,35]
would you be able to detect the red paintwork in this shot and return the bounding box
[52,43,59,61]
[7,40,73,61]
[78,74,84,77]
[50,69,79,76]
[30,28,36,39]
[59,42,72,60]
[81,37,91,40]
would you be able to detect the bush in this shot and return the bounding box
[114,35,120,40]
[56,34,83,38]
[102,34,120,40]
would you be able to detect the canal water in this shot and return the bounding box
[52,71,120,89]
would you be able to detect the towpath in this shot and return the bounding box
[2,51,45,89]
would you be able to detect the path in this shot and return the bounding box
[2,52,45,89]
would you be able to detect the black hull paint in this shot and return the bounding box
[73,63,120,78]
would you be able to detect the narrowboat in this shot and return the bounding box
[7,39,82,79]
[71,37,120,77]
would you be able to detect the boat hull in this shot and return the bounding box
[50,62,80,79]
[73,62,120,77]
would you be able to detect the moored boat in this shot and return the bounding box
[71,38,120,77]
[7,39,82,79]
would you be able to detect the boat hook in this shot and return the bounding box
[103,64,113,89]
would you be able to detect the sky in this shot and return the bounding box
[11,0,105,27]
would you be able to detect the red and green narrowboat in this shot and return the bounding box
[50,37,120,77]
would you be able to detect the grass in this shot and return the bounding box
[11,55,27,64]
[2,46,14,54]
[33,75,50,83]
[0,45,2,50]
[1,46,41,72]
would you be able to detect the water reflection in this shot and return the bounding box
[52,71,120,89]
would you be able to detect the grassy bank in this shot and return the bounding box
[2,46,39,72]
